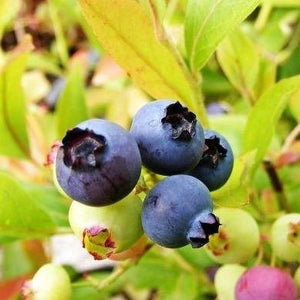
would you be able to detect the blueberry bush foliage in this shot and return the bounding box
[0,0,300,299]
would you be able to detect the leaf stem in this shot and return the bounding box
[263,159,290,213]
[83,259,134,291]
[164,249,213,289]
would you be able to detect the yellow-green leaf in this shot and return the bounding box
[185,0,260,72]
[0,37,32,159]
[289,89,300,122]
[0,0,21,39]
[217,29,259,104]
[243,75,300,174]
[212,151,256,207]
[56,64,88,138]
[253,57,276,99]
[79,0,207,125]
[0,173,56,239]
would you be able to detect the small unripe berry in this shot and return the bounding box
[271,213,300,262]
[215,264,246,300]
[69,193,143,259]
[205,208,259,264]
[22,263,71,300]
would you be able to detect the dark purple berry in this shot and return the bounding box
[187,129,233,191]
[55,119,141,206]
[130,100,205,175]
[142,175,220,248]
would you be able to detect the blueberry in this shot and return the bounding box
[187,129,233,191]
[130,100,205,175]
[142,175,220,248]
[55,119,141,206]
[206,103,229,115]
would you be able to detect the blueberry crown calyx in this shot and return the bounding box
[187,213,220,248]
[161,101,196,141]
[202,136,227,168]
[62,127,106,170]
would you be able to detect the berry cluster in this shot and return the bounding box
[54,100,234,258]
[37,100,300,300]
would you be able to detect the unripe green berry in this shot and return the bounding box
[205,208,260,264]
[215,264,246,300]
[271,213,300,262]
[22,263,71,300]
[69,193,143,259]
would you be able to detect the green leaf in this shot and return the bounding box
[217,29,259,104]
[253,57,276,99]
[2,241,34,279]
[28,53,63,76]
[79,0,208,125]
[185,0,260,72]
[56,63,88,138]
[48,0,69,66]
[259,9,298,53]
[209,115,247,156]
[0,172,56,239]
[212,151,256,207]
[289,89,300,122]
[161,273,198,300]
[177,246,215,269]
[0,38,31,159]
[23,184,70,228]
[243,75,300,174]
[278,46,300,80]
[269,0,300,7]
[125,249,181,289]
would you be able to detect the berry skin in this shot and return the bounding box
[22,263,71,300]
[271,213,300,262]
[235,266,298,300]
[214,264,246,300]
[55,119,141,206]
[187,129,233,191]
[69,193,143,260]
[142,175,220,248]
[130,100,205,175]
[205,208,259,264]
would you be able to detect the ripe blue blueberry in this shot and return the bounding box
[55,119,141,206]
[130,100,205,175]
[187,129,233,191]
[142,175,220,248]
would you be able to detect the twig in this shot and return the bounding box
[254,244,264,265]
[84,259,134,291]
[282,124,300,153]
[263,159,290,213]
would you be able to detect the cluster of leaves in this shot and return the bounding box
[0,0,299,299]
